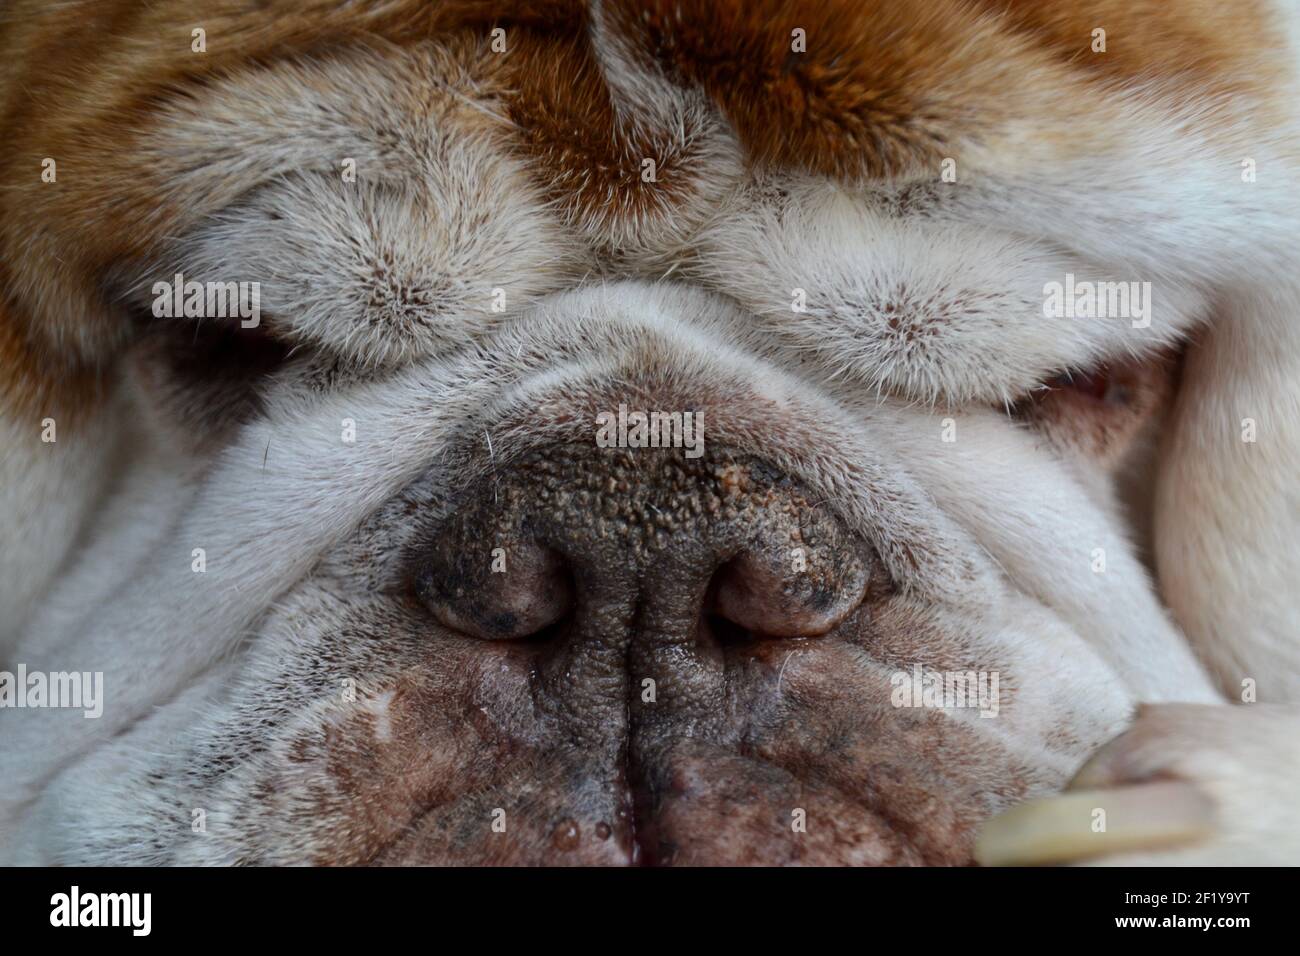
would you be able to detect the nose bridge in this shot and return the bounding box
[536,567,637,742]
[624,540,728,717]
[531,448,737,733]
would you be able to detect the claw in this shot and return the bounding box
[974,781,1215,866]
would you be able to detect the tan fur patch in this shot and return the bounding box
[2,0,1291,415]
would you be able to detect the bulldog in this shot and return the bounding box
[1,0,1298,866]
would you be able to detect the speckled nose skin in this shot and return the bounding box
[336,438,1040,866]
[405,443,890,864]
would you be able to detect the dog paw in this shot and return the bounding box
[975,703,1300,865]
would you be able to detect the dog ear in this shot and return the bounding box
[1152,289,1300,702]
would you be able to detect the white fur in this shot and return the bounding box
[3,284,1215,863]
[4,7,1300,864]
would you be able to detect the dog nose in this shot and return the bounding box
[417,537,576,641]
[414,446,871,647]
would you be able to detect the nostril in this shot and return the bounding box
[708,548,869,640]
[416,540,575,642]
[702,611,754,646]
[518,613,572,645]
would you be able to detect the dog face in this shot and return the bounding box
[8,280,1218,865]
[3,0,1297,866]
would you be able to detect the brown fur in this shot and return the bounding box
[600,0,1287,178]
[0,300,104,429]
[0,0,579,411]
[3,0,1297,868]
[3,0,1289,429]
[985,0,1287,99]
[494,29,717,256]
